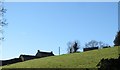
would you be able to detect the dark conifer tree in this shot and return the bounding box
[114,31,120,46]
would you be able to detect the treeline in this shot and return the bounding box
[67,31,120,53]
[67,40,110,53]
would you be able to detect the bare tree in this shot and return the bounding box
[0,2,7,41]
[67,40,80,53]
[85,40,98,48]
[67,42,73,53]
[85,40,109,48]
[73,41,79,53]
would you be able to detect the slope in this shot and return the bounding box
[3,46,119,68]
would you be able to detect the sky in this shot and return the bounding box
[1,2,118,60]
[3,0,120,2]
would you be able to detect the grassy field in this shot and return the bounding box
[2,46,119,68]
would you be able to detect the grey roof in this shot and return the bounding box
[19,55,38,58]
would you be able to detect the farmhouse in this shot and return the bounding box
[36,50,54,57]
[83,47,98,52]
[1,58,22,66]
[19,55,39,61]
[20,50,54,61]
[83,46,111,52]
[0,50,54,66]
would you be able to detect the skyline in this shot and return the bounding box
[1,2,118,60]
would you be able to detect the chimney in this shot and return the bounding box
[38,50,40,53]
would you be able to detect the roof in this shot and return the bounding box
[36,50,54,57]
[36,50,54,54]
[19,55,38,58]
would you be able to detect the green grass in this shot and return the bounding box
[2,46,119,68]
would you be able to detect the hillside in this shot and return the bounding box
[3,46,119,68]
